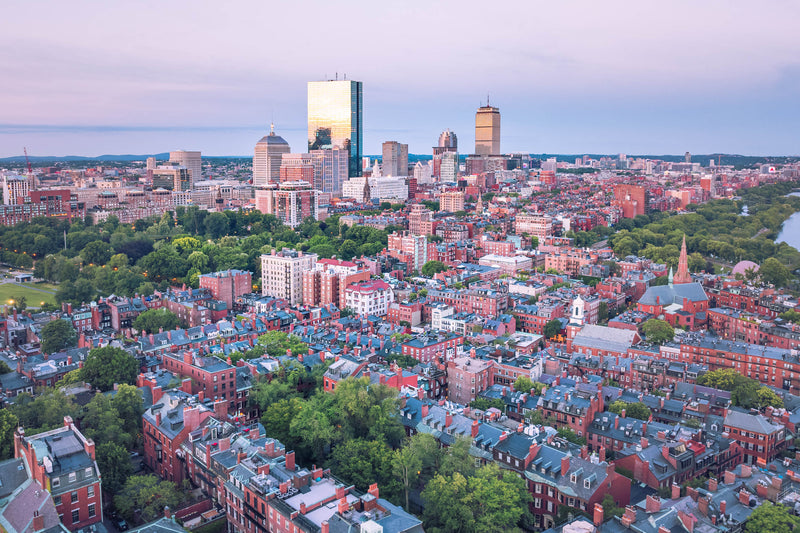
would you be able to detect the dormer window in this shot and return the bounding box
[570,473,577,483]
[584,479,591,489]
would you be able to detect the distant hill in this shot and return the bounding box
[0,153,171,163]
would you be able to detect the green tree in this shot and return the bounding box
[0,409,19,460]
[608,401,651,421]
[439,435,476,479]
[256,331,309,357]
[513,376,534,393]
[40,319,78,354]
[82,240,113,265]
[10,389,81,434]
[113,383,145,438]
[96,441,134,494]
[744,501,800,533]
[115,475,185,523]
[421,260,447,277]
[204,212,230,239]
[81,346,139,391]
[641,319,674,344]
[760,257,791,287]
[260,397,304,446]
[601,493,624,519]
[133,308,180,334]
[0,360,12,374]
[543,319,562,339]
[81,393,133,449]
[422,463,531,533]
[330,438,398,496]
[393,443,423,510]
[779,310,800,323]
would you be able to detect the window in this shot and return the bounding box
[72,509,80,523]
[54,495,62,506]
[88,503,96,518]
[88,485,94,497]
[68,472,76,483]
[71,492,78,504]
[52,477,61,488]
[85,467,93,478]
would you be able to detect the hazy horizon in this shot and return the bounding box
[3,1,799,158]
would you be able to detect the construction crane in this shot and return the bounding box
[23,147,35,190]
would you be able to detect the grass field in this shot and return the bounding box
[0,283,57,307]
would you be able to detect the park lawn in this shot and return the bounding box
[0,284,57,307]
[32,282,59,292]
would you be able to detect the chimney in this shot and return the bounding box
[593,502,604,526]
[32,511,44,532]
[164,506,172,519]
[368,483,379,500]
[561,456,570,476]
[63,415,74,428]
[646,494,661,513]
[741,464,752,478]
[286,450,296,471]
[337,497,349,514]
[581,445,588,460]
[258,464,270,476]
[621,408,626,418]
[686,487,699,501]
[300,502,307,514]
[614,416,619,429]
[708,478,718,492]
[739,489,750,505]
[422,404,429,418]
[321,522,329,533]
[641,437,649,448]
[672,483,681,500]
[599,446,606,463]
[698,496,709,517]
[472,420,480,438]
[720,500,727,515]
[280,481,290,494]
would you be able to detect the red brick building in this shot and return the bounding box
[199,270,253,309]
[15,417,103,531]
[723,410,786,465]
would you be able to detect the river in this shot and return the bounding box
[776,192,800,250]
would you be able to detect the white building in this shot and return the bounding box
[260,249,317,305]
[342,176,408,203]
[413,161,433,184]
[478,254,533,275]
[344,280,394,317]
[169,150,202,183]
[2,174,30,205]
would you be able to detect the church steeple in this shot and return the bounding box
[673,234,692,284]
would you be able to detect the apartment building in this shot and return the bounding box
[261,249,318,306]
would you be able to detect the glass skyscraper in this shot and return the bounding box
[307,80,363,177]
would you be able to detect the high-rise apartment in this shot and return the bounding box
[308,79,363,177]
[169,150,202,183]
[2,174,30,205]
[474,103,500,156]
[254,125,291,187]
[261,249,318,305]
[381,141,408,176]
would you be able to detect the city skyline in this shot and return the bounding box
[2,1,800,157]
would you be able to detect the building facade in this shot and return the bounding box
[261,249,317,306]
[308,79,363,177]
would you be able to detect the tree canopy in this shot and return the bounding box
[81,346,139,391]
[641,319,674,344]
[40,319,78,354]
[133,308,180,334]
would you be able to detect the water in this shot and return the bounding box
[776,192,800,250]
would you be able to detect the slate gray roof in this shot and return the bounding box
[724,410,783,435]
[638,282,708,306]
[572,325,637,353]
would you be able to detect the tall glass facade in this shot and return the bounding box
[307,80,363,177]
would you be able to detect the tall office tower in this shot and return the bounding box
[381,141,408,176]
[169,150,202,183]
[308,79,363,177]
[261,249,317,305]
[434,129,458,155]
[146,157,157,171]
[152,163,192,191]
[254,124,291,187]
[440,152,458,182]
[685,151,692,164]
[474,102,500,156]
[312,148,349,194]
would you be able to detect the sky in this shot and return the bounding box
[1,0,799,158]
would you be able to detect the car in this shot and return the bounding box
[115,519,129,531]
